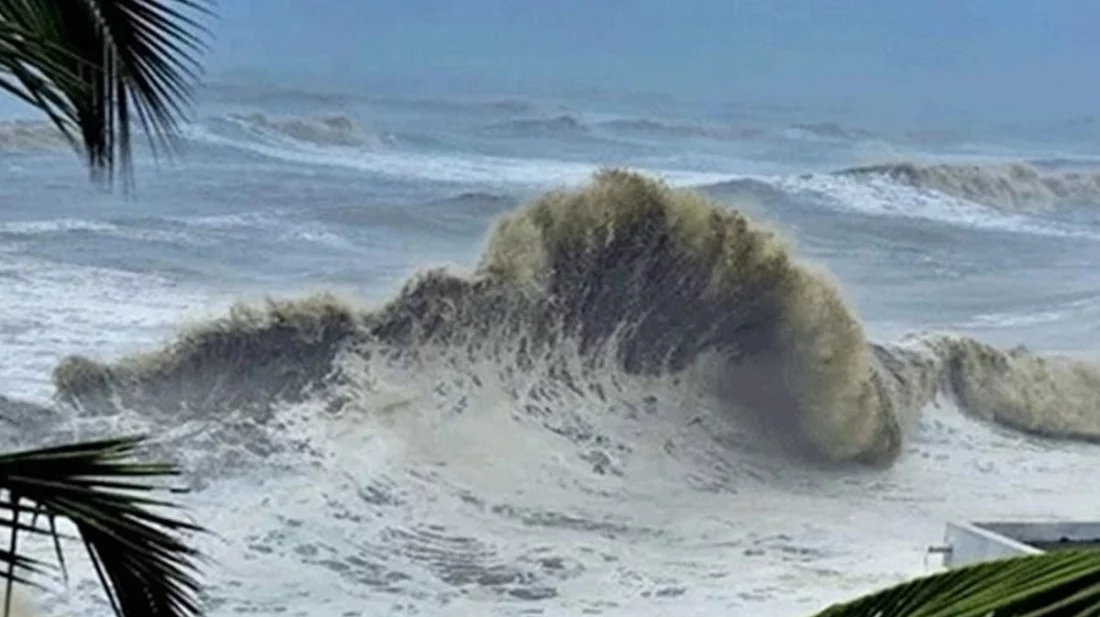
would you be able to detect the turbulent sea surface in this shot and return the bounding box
[3,81,1100,617]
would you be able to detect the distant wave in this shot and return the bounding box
[312,191,517,231]
[201,80,364,107]
[699,170,1096,239]
[599,118,762,141]
[481,115,591,137]
[0,111,383,155]
[221,111,380,148]
[839,161,1100,211]
[787,122,876,142]
[0,119,71,152]
[479,116,877,144]
[423,190,516,211]
[186,120,733,187]
[1027,156,1100,172]
[202,80,537,117]
[901,129,967,145]
[374,96,537,116]
[51,171,1100,473]
[481,114,764,142]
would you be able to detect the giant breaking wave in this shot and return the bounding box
[51,170,1100,466]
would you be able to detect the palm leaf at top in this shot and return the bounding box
[0,435,205,617]
[0,0,214,192]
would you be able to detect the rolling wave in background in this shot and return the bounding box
[839,161,1100,211]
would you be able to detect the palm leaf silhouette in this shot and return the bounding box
[0,435,205,617]
[809,548,1100,617]
[0,0,213,190]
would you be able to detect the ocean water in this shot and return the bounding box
[3,79,1100,617]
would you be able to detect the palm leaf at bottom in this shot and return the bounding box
[809,548,1100,617]
[0,435,204,617]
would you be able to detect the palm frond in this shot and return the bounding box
[808,548,1100,617]
[0,435,206,617]
[0,0,214,191]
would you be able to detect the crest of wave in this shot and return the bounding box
[50,170,1100,469]
[841,161,1100,211]
[225,111,377,147]
[876,335,1100,441]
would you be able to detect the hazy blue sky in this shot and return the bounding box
[207,0,1099,123]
